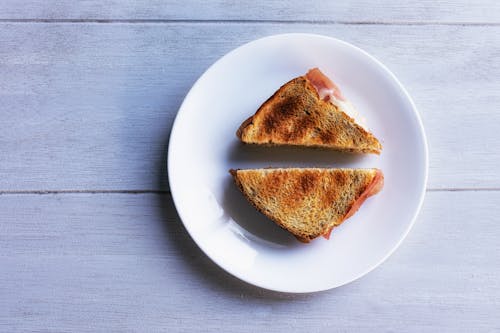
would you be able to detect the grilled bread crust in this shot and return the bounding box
[237,76,382,154]
[230,168,383,242]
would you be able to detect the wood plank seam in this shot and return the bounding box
[0,189,499,195]
[0,19,499,26]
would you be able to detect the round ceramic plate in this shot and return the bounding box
[168,33,428,293]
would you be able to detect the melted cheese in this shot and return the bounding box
[327,92,368,130]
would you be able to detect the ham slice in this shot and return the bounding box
[306,67,369,130]
[323,169,384,239]
[306,67,345,102]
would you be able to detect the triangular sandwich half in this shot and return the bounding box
[237,68,382,154]
[230,168,383,242]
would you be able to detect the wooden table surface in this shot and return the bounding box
[1,1,499,332]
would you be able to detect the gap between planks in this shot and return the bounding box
[0,188,499,195]
[0,190,170,195]
[0,19,499,26]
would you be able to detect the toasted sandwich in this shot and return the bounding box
[230,168,384,242]
[237,68,382,154]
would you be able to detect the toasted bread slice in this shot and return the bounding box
[237,69,382,154]
[230,168,383,242]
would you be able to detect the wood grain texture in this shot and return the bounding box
[1,1,499,23]
[0,191,499,332]
[0,23,499,190]
[1,1,499,332]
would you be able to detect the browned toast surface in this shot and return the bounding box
[230,168,383,242]
[237,76,382,154]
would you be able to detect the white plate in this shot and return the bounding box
[168,33,428,293]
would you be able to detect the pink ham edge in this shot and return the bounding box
[323,170,384,240]
[305,67,345,102]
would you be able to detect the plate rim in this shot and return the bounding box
[167,33,429,293]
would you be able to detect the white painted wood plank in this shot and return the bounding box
[1,23,499,190]
[1,0,499,23]
[0,191,498,332]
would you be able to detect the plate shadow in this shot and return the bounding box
[227,141,366,168]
